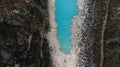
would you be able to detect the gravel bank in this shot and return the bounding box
[48,0,95,67]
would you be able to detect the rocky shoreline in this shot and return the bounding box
[0,0,119,67]
[48,0,95,67]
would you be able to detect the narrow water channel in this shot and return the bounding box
[55,0,78,54]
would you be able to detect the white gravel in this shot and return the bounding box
[47,0,95,67]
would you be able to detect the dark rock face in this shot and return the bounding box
[0,0,50,67]
[93,0,120,67]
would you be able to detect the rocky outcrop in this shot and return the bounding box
[0,0,50,67]
[93,0,120,67]
[0,0,119,67]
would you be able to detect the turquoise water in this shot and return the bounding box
[55,0,78,54]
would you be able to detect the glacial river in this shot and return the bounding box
[55,0,78,54]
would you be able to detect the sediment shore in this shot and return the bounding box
[48,0,95,67]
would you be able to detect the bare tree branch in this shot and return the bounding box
[100,0,110,67]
